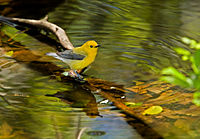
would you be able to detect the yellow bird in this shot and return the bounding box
[46,40,100,78]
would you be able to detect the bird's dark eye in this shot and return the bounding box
[90,45,93,48]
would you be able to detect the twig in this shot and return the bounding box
[5,16,74,50]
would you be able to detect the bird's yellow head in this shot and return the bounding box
[81,40,100,54]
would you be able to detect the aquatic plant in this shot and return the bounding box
[161,37,200,106]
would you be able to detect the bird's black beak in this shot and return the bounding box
[95,45,101,48]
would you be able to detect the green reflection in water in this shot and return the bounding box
[0,57,140,138]
[46,0,195,84]
[2,0,200,138]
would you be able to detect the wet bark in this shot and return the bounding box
[0,16,74,49]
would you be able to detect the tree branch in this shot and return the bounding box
[1,16,74,50]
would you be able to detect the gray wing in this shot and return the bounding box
[57,50,85,60]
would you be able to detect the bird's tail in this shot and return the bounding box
[46,52,65,62]
[0,16,18,27]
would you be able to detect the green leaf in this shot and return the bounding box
[191,75,200,90]
[190,40,197,48]
[160,76,190,88]
[195,44,200,49]
[193,92,200,106]
[143,106,163,115]
[181,37,191,44]
[174,48,191,56]
[182,55,189,61]
[193,50,200,70]
[186,78,193,87]
[161,67,187,81]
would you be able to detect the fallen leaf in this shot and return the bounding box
[124,102,143,107]
[143,106,163,115]
[5,51,13,57]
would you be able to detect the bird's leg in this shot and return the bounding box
[62,70,85,81]
[68,70,84,80]
[74,70,83,80]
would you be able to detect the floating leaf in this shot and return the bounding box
[5,51,13,57]
[143,106,163,115]
[124,102,143,107]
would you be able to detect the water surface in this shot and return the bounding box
[1,0,200,138]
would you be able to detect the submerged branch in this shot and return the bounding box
[0,16,156,124]
[0,16,164,138]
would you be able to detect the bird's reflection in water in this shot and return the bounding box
[46,84,101,118]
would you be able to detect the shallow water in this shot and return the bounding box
[0,60,142,138]
[1,0,200,138]
[46,0,200,84]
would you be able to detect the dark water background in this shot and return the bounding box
[1,0,200,138]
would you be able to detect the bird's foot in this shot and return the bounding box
[62,70,85,82]
[69,70,83,79]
